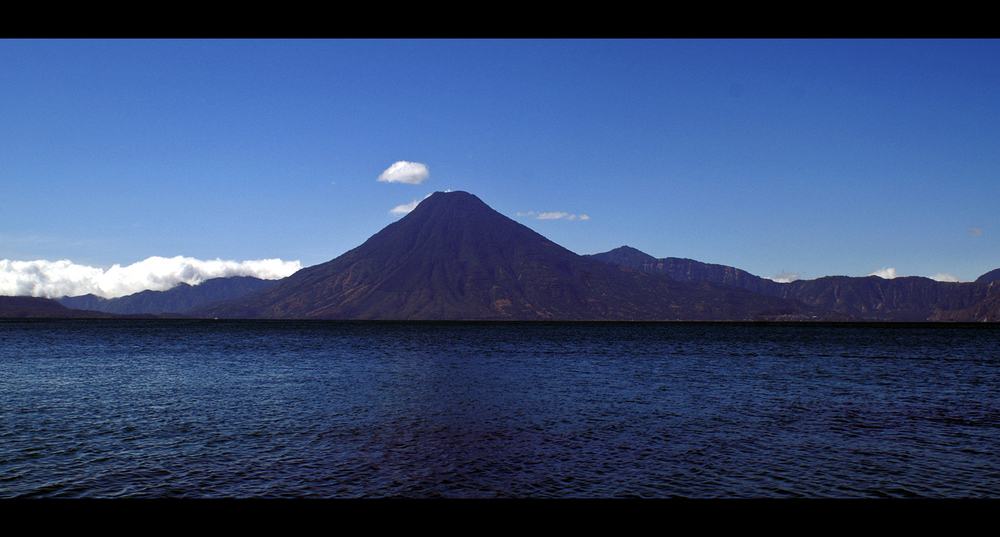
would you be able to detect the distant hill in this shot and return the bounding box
[57,276,281,315]
[21,192,999,322]
[777,275,1000,321]
[589,246,1000,321]
[197,191,812,320]
[586,246,784,295]
[0,296,121,318]
[928,285,1000,322]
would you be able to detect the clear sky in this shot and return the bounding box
[2,39,999,297]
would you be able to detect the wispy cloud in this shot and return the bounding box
[517,211,590,221]
[870,268,898,279]
[389,199,421,215]
[388,191,451,216]
[0,256,301,299]
[377,161,430,184]
[764,271,800,283]
[930,272,961,282]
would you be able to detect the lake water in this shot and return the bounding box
[2,319,999,498]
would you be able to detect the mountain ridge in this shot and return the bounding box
[197,191,813,320]
[55,276,280,315]
[587,246,1000,321]
[13,192,998,321]
[0,296,164,318]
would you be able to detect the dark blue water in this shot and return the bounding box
[2,320,999,498]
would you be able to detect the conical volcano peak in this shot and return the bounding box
[380,189,554,257]
[421,190,478,203]
[392,190,529,244]
[197,190,809,320]
[406,190,492,217]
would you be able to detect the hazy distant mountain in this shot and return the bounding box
[0,296,121,318]
[589,246,1000,321]
[57,276,281,315]
[198,191,811,320]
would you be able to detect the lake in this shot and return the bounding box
[2,319,998,498]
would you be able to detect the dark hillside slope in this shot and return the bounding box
[590,246,1000,321]
[57,276,280,315]
[587,246,784,295]
[199,191,807,320]
[0,296,120,318]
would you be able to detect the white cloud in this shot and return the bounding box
[538,212,571,220]
[764,271,800,283]
[389,200,421,215]
[870,268,898,279]
[0,256,301,299]
[388,192,441,216]
[930,272,961,282]
[518,211,590,221]
[377,161,430,184]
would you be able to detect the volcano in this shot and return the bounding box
[197,191,808,320]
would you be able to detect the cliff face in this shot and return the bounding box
[587,247,784,296]
[776,276,999,321]
[928,281,1000,322]
[590,246,1000,322]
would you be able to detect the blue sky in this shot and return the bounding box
[2,39,999,296]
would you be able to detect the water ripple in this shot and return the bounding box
[2,320,999,497]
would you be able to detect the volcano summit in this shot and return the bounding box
[197,191,805,320]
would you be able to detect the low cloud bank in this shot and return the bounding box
[0,256,301,299]
[764,271,800,283]
[869,268,963,282]
[930,272,961,282]
[869,268,898,279]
